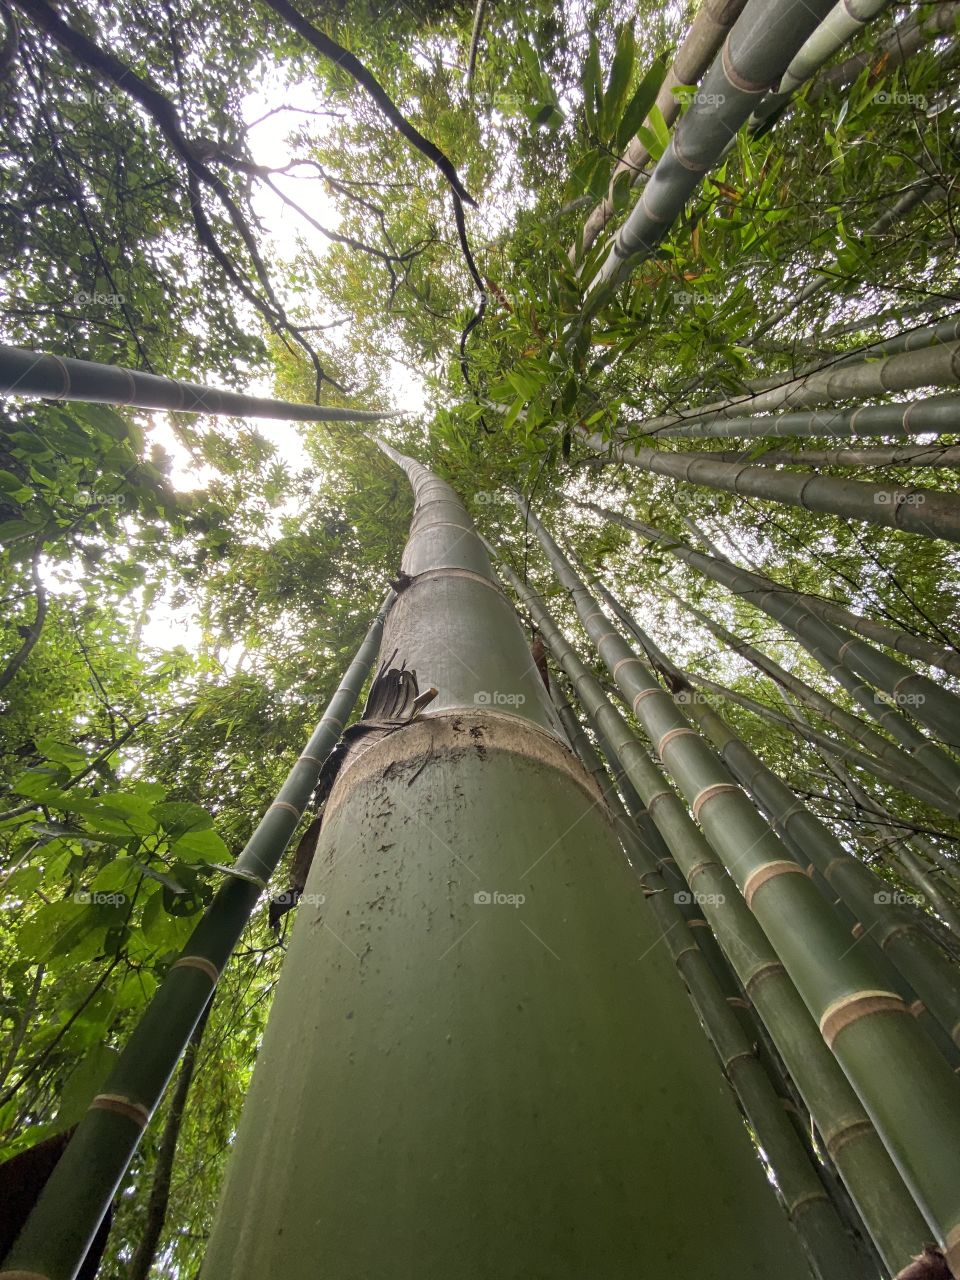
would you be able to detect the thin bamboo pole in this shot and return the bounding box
[694,443,960,468]
[663,587,960,801]
[494,551,931,1273]
[592,0,837,291]
[0,344,391,422]
[551,681,871,1279]
[632,342,960,433]
[584,432,960,543]
[647,392,960,442]
[517,497,960,1266]
[578,505,960,793]
[0,596,394,1280]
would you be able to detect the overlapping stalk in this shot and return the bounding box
[0,343,391,422]
[663,587,960,772]
[699,443,960,469]
[583,430,960,542]
[592,0,837,290]
[673,687,960,1052]
[0,597,394,1280]
[551,682,871,1279]
[688,663,960,879]
[649,392,960,441]
[516,497,960,1267]
[747,0,893,131]
[494,551,931,1273]
[746,315,960,391]
[572,0,748,260]
[632,342,960,433]
[196,444,810,1279]
[578,505,960,795]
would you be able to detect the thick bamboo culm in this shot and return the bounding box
[578,504,960,796]
[516,497,960,1266]
[493,550,931,1273]
[0,343,392,423]
[0,598,392,1280]
[550,680,871,1278]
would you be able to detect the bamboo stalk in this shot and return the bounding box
[517,496,960,1267]
[692,443,960,468]
[552,681,872,1279]
[650,392,960,441]
[745,315,960,392]
[0,343,391,422]
[748,0,893,130]
[0,597,393,1280]
[494,550,931,1273]
[197,444,811,1279]
[578,505,960,795]
[676,685,960,1054]
[662,586,960,792]
[585,431,960,543]
[631,342,960,434]
[592,0,837,290]
[571,0,748,261]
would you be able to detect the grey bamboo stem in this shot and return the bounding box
[0,597,392,1280]
[633,342,960,434]
[572,0,748,261]
[651,393,960,441]
[592,0,837,290]
[585,431,960,543]
[0,344,392,423]
[694,443,960,469]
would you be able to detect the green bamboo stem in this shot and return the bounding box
[663,587,960,811]
[774,691,960,940]
[579,505,960,793]
[495,552,931,1273]
[680,689,960,1055]
[648,392,960,442]
[197,443,812,1279]
[0,343,391,423]
[687,671,960,892]
[552,684,871,1279]
[517,497,960,1266]
[0,595,394,1280]
[592,0,837,291]
[581,692,886,1274]
[634,342,960,433]
[584,431,960,543]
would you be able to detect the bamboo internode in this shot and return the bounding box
[0,344,392,422]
